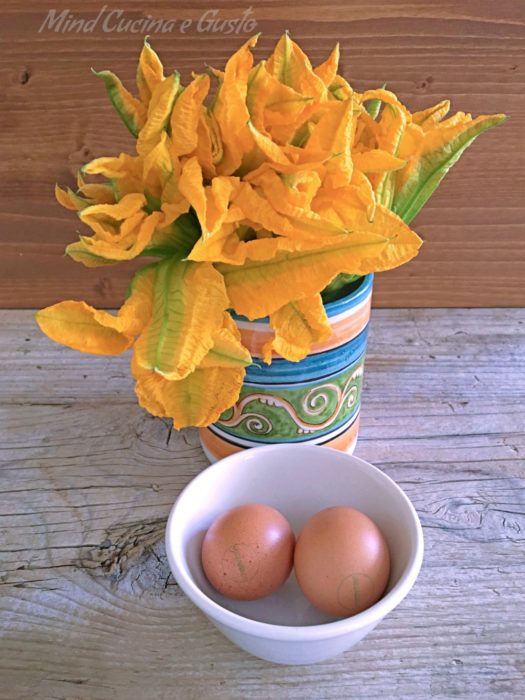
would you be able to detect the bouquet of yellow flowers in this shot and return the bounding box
[36,34,505,429]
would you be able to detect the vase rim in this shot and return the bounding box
[323,273,374,318]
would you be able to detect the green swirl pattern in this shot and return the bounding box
[217,357,364,442]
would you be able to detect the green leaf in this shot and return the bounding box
[140,212,202,259]
[321,274,362,304]
[144,190,161,213]
[393,114,507,224]
[290,120,313,147]
[364,83,386,120]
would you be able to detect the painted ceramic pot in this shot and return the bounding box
[200,275,373,462]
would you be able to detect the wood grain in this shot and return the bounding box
[0,0,524,308]
[1,308,524,699]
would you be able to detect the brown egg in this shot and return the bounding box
[201,503,295,601]
[294,506,390,617]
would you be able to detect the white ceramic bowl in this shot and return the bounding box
[165,444,423,665]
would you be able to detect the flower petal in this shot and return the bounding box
[313,44,340,88]
[352,149,406,173]
[132,351,246,429]
[358,89,411,119]
[200,317,252,369]
[373,104,408,208]
[178,156,208,233]
[247,121,290,165]
[76,181,115,205]
[305,98,355,186]
[267,33,326,100]
[189,227,290,265]
[35,300,138,355]
[143,131,173,198]
[76,211,163,262]
[218,209,421,319]
[137,72,180,156]
[134,259,229,380]
[206,176,239,234]
[79,193,146,236]
[64,243,118,268]
[212,35,258,174]
[394,113,507,223]
[233,180,346,242]
[412,100,450,128]
[195,111,223,177]
[82,154,144,196]
[55,184,90,211]
[178,158,239,239]
[93,69,146,137]
[247,62,312,134]
[262,294,332,363]
[136,37,165,105]
[171,74,210,157]
[118,264,157,336]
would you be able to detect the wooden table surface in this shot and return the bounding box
[1,308,524,699]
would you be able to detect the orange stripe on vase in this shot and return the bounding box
[199,415,361,463]
[324,415,360,451]
[311,298,371,355]
[200,427,244,461]
[238,297,372,359]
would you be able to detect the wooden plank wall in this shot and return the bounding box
[0,0,523,309]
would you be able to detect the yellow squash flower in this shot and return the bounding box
[39,34,506,429]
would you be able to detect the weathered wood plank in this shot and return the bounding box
[1,309,524,699]
[0,0,524,308]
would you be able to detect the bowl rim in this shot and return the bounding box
[165,444,424,641]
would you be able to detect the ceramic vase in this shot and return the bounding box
[200,275,373,462]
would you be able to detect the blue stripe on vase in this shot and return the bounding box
[322,273,374,319]
[244,325,368,385]
[231,274,374,323]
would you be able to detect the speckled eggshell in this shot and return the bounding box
[294,506,391,617]
[201,503,295,601]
